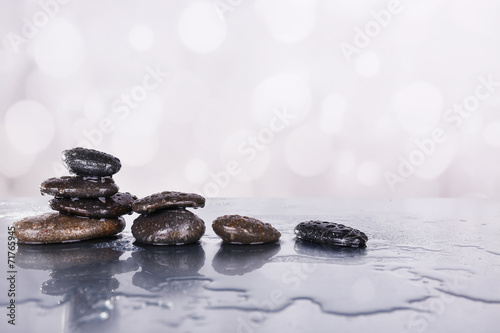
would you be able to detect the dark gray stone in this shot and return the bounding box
[132,209,205,245]
[62,147,121,176]
[132,191,205,214]
[40,176,119,198]
[294,221,368,248]
[49,192,137,218]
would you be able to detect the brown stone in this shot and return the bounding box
[14,213,125,244]
[212,215,281,244]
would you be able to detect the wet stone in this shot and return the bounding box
[212,215,281,244]
[294,221,368,248]
[40,176,119,198]
[49,192,137,218]
[14,213,126,244]
[62,147,121,177]
[132,191,205,214]
[132,209,205,245]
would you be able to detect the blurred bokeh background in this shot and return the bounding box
[1,0,499,198]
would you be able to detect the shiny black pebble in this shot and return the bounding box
[62,147,121,176]
[294,221,368,248]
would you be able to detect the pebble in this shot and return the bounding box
[212,215,281,244]
[132,209,205,245]
[132,191,205,214]
[49,192,137,218]
[14,213,125,244]
[40,176,119,198]
[62,147,121,176]
[294,221,368,248]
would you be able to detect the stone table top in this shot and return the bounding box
[0,198,499,333]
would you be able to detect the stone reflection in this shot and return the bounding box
[212,243,281,276]
[131,243,206,293]
[16,236,138,333]
[294,239,367,259]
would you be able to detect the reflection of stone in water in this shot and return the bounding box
[64,280,118,333]
[16,236,127,270]
[42,276,119,296]
[294,239,367,259]
[212,243,281,276]
[132,243,206,293]
[15,237,139,333]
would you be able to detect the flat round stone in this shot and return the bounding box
[14,213,126,244]
[62,147,121,176]
[294,221,368,248]
[132,191,205,214]
[132,209,205,245]
[49,192,137,218]
[40,176,119,198]
[212,215,281,244]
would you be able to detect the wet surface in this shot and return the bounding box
[1,198,500,332]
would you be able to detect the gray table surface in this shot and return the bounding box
[1,198,499,333]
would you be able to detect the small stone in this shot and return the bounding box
[132,209,205,245]
[49,192,137,218]
[212,215,281,244]
[294,221,368,248]
[132,191,205,214]
[40,176,119,198]
[14,213,126,244]
[62,147,121,176]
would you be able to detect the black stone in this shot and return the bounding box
[294,221,368,248]
[40,176,119,198]
[62,147,121,176]
[132,191,205,214]
[132,209,205,245]
[49,192,137,218]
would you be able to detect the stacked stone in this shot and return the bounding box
[14,148,135,244]
[131,191,206,245]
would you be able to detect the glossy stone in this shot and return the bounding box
[49,192,137,218]
[40,176,119,198]
[132,191,205,214]
[14,213,126,244]
[294,221,368,248]
[212,215,281,244]
[132,209,205,245]
[62,147,121,176]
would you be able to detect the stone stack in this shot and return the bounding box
[14,148,135,244]
[131,191,206,245]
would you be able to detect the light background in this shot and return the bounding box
[1,0,499,198]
